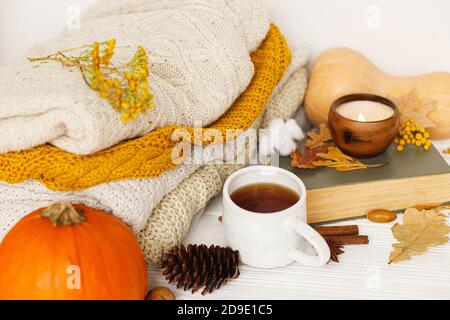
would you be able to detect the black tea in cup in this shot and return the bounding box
[230,183,299,214]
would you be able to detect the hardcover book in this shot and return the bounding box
[279,142,450,223]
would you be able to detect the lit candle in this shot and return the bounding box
[329,94,400,158]
[336,100,394,122]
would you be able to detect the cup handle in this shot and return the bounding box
[288,218,330,267]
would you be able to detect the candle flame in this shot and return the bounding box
[357,113,366,122]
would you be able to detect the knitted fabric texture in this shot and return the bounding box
[81,0,271,53]
[0,47,304,234]
[0,0,270,155]
[0,25,290,191]
[139,67,308,266]
[0,66,306,242]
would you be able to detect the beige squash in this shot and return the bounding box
[305,48,450,139]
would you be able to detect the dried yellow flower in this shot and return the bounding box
[28,39,154,123]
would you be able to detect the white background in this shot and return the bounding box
[1,0,450,75]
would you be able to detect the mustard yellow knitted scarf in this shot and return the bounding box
[0,24,290,191]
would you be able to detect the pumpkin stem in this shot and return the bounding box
[41,201,86,226]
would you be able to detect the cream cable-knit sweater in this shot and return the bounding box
[82,0,271,53]
[0,0,270,154]
[0,48,305,239]
[139,67,309,266]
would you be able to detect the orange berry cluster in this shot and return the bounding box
[393,118,431,152]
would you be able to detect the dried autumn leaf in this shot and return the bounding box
[305,123,332,149]
[412,203,450,211]
[290,145,329,169]
[395,89,437,129]
[388,208,450,264]
[313,146,383,172]
[443,148,450,155]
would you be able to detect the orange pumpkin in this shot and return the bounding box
[0,202,147,300]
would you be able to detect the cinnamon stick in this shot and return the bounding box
[314,225,359,237]
[323,235,369,245]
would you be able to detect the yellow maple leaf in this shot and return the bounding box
[305,123,332,149]
[412,203,450,211]
[313,146,383,172]
[389,208,450,264]
[394,89,437,129]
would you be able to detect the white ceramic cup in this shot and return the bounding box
[222,166,330,268]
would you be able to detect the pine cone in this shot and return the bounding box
[162,244,240,295]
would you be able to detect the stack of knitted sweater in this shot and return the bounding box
[0,0,308,266]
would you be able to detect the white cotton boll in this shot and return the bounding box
[277,130,297,156]
[268,118,285,132]
[284,119,304,141]
[263,118,301,156]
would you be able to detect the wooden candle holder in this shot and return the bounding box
[328,93,400,158]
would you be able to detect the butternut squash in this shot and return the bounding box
[305,48,450,139]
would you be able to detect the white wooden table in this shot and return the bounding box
[148,140,450,300]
